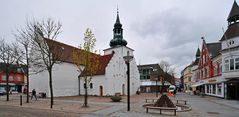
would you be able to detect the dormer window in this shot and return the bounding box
[229,40,235,46]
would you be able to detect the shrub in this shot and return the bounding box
[111,96,122,102]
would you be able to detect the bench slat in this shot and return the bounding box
[145,106,177,116]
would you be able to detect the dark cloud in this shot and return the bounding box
[130,1,231,76]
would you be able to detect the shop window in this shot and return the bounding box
[217,84,222,95]
[207,85,209,93]
[212,84,216,94]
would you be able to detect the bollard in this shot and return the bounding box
[20,95,22,106]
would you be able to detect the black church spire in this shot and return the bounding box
[110,9,127,47]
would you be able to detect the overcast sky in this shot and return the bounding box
[0,0,234,77]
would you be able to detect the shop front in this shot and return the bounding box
[204,76,226,98]
[225,79,239,100]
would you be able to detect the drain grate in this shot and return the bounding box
[207,112,219,114]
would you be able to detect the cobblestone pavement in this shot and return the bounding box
[0,92,238,117]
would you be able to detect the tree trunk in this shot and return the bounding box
[6,64,9,101]
[49,69,54,108]
[83,77,88,107]
[26,48,29,103]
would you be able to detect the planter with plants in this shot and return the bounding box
[111,96,122,102]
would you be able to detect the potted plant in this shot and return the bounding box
[110,96,122,102]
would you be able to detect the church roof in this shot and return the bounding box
[80,54,114,76]
[227,1,239,21]
[44,39,114,76]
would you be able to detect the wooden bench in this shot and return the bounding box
[145,106,177,116]
[145,99,157,103]
[176,99,187,105]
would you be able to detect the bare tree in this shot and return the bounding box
[159,60,176,93]
[72,28,101,107]
[14,25,32,103]
[0,39,18,101]
[24,18,62,108]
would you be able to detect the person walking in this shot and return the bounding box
[31,89,37,100]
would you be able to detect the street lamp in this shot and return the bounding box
[123,55,133,111]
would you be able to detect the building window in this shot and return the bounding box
[9,76,13,81]
[217,84,222,95]
[90,83,93,89]
[225,57,239,71]
[225,59,229,71]
[17,77,21,81]
[230,59,234,70]
[84,83,86,89]
[213,65,217,76]
[236,58,239,70]
[220,64,222,73]
[2,75,6,81]
[206,85,210,93]
[205,68,207,78]
[212,84,216,94]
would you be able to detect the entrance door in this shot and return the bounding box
[228,85,236,99]
[122,84,125,95]
[99,86,103,96]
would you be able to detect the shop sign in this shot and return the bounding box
[208,79,217,83]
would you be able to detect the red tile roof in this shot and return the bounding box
[80,54,114,76]
[44,38,114,76]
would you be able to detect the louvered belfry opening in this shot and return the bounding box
[153,95,175,108]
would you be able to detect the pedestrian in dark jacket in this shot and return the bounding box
[31,89,37,100]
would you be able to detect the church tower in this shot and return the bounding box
[109,9,128,47]
[103,9,140,96]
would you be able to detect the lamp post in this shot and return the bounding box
[123,55,133,111]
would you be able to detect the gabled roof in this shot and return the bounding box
[206,42,221,58]
[44,39,114,76]
[45,38,82,63]
[80,54,114,76]
[192,58,199,66]
[227,1,239,21]
[220,23,239,41]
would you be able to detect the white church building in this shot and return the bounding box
[29,12,140,97]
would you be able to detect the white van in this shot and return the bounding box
[168,85,176,94]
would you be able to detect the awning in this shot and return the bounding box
[141,81,172,86]
[0,83,15,86]
[191,83,205,87]
[141,81,152,86]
